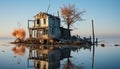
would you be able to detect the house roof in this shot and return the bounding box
[34,12,60,20]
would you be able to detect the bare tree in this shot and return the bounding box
[61,4,85,30]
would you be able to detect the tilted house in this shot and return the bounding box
[28,12,71,44]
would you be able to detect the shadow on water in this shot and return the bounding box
[63,58,84,69]
[26,44,72,69]
[11,44,92,69]
[11,44,26,64]
[92,44,95,69]
[11,44,26,56]
[10,43,120,69]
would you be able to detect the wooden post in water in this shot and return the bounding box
[92,19,95,69]
[92,19,95,45]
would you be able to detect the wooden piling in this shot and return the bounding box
[92,19,95,45]
[92,19,95,69]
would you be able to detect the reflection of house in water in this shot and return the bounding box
[34,47,61,69]
[26,44,92,69]
[28,12,71,44]
[27,45,71,69]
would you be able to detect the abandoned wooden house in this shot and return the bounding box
[28,12,71,44]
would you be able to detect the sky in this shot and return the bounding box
[0,0,120,38]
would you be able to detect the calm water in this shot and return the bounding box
[0,37,120,69]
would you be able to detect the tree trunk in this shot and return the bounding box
[67,24,70,39]
[67,24,70,30]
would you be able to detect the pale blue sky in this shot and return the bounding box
[0,0,120,38]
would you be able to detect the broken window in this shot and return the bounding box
[37,19,40,24]
[44,19,46,25]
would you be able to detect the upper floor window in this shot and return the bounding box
[37,19,40,24]
[44,19,46,25]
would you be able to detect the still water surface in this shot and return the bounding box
[0,38,120,69]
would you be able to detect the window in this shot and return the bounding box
[43,29,48,34]
[43,19,46,25]
[37,19,40,24]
